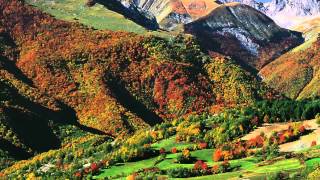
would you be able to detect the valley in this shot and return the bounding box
[0,0,319,179]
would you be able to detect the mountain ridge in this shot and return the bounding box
[184,3,304,70]
[0,0,278,169]
[221,0,320,28]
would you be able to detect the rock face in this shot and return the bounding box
[120,0,222,30]
[93,0,304,70]
[219,0,267,12]
[221,0,320,28]
[184,3,304,70]
[94,0,159,30]
[266,0,320,17]
[265,0,320,28]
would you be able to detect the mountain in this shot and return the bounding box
[93,0,159,30]
[265,0,320,28]
[293,17,320,41]
[221,0,320,28]
[219,0,267,12]
[2,0,320,179]
[184,3,303,70]
[115,0,222,30]
[266,0,320,17]
[0,30,95,170]
[0,0,279,170]
[105,0,304,70]
[25,0,150,34]
[259,19,320,99]
[259,35,320,99]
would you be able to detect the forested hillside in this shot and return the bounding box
[1,0,320,179]
[260,34,320,99]
[0,0,276,170]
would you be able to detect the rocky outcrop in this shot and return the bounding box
[220,0,320,28]
[184,3,304,70]
[91,0,304,71]
[219,0,267,13]
[266,0,320,17]
[265,0,320,28]
[121,0,222,30]
[93,0,159,30]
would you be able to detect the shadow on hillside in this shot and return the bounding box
[1,81,108,156]
[104,75,163,126]
[0,138,31,160]
[4,107,61,153]
[0,56,34,87]
[94,0,158,30]
[0,33,35,87]
[54,101,109,136]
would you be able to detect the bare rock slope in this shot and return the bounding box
[184,3,303,70]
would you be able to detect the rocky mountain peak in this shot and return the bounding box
[266,0,320,16]
[220,0,320,28]
[219,0,267,12]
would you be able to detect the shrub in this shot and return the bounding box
[213,149,223,162]
[74,171,82,179]
[264,143,280,160]
[247,135,264,148]
[220,161,231,172]
[316,114,320,125]
[167,168,194,178]
[193,160,208,171]
[176,149,193,164]
[182,149,191,158]
[198,142,208,149]
[211,165,220,174]
[298,125,306,134]
[171,147,177,154]
[90,163,99,174]
[159,148,166,155]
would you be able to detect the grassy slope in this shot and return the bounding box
[25,0,146,34]
[24,0,172,39]
[95,136,314,179]
[151,136,195,150]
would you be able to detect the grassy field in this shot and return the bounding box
[25,0,175,39]
[151,136,195,151]
[94,136,320,179]
[25,0,147,33]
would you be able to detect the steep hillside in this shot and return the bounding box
[293,17,320,45]
[0,31,96,170]
[120,0,222,30]
[1,0,320,179]
[259,34,320,99]
[184,3,303,70]
[27,0,304,72]
[0,0,276,138]
[219,0,267,12]
[220,0,320,28]
[0,0,283,174]
[92,0,159,30]
[25,0,149,33]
